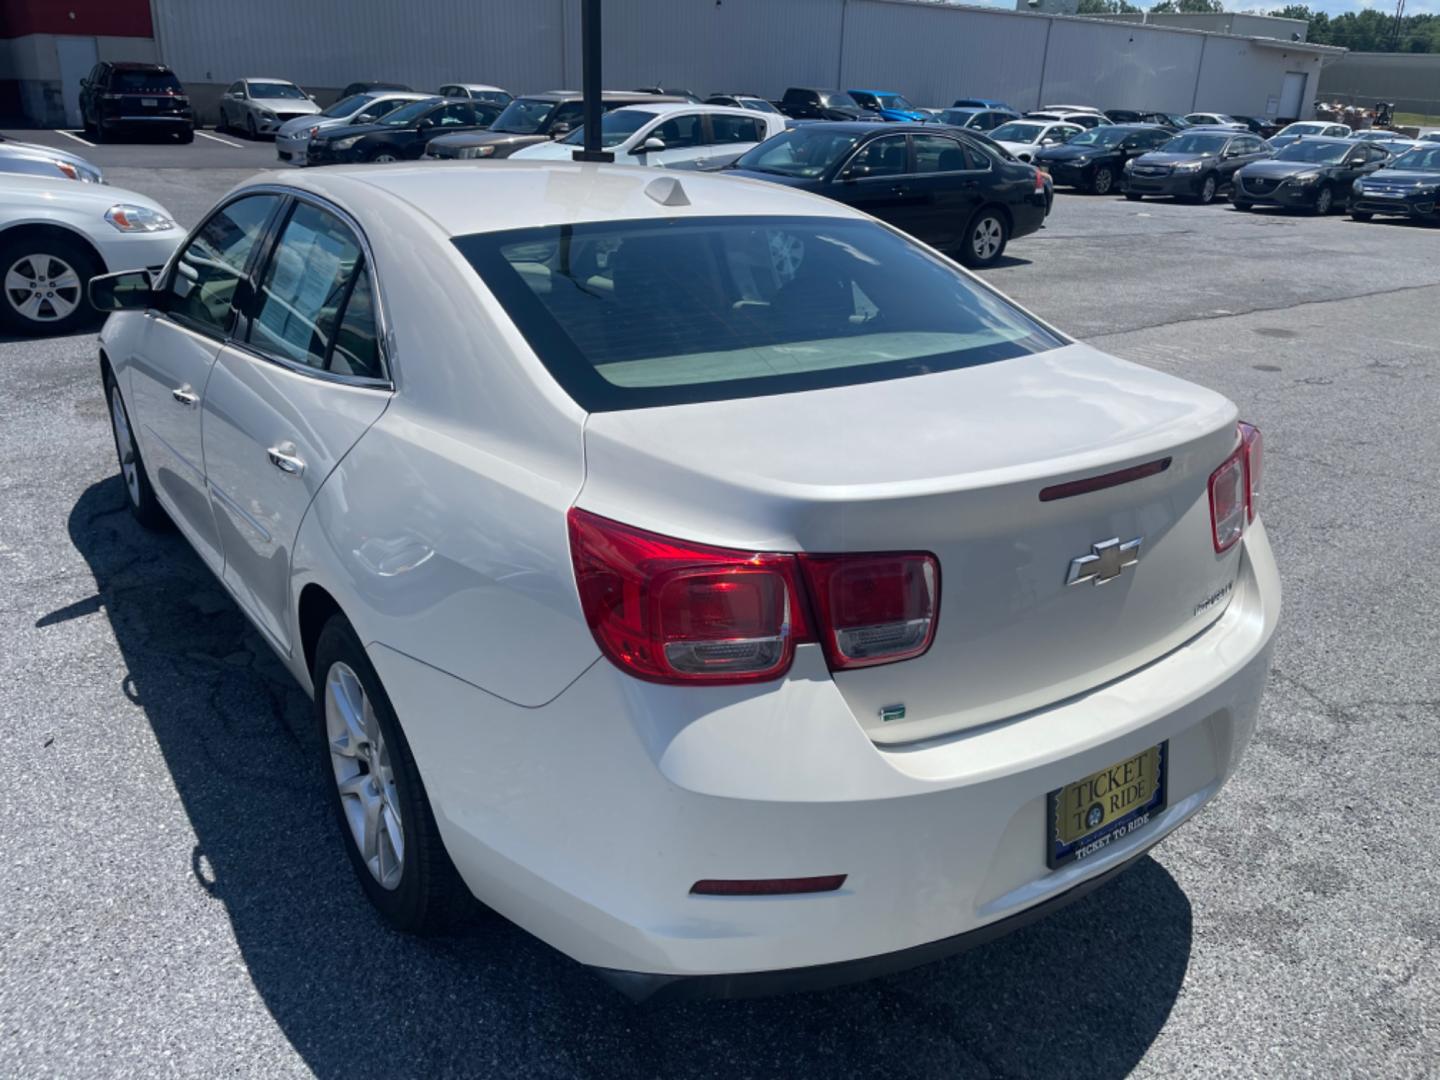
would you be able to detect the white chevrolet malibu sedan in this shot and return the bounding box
[91,161,1279,1001]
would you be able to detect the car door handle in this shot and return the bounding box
[171,386,198,406]
[266,444,305,476]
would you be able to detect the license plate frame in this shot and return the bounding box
[1046,741,1167,869]
[141,97,158,107]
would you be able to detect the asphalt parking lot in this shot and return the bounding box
[1,133,1437,1079]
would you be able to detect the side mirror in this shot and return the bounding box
[417,118,435,131]
[550,122,572,137]
[356,112,377,124]
[89,270,154,313]
[842,163,872,180]
[632,136,666,154]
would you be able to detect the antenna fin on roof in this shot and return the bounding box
[644,175,690,207]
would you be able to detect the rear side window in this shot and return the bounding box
[912,134,966,173]
[249,201,375,374]
[710,114,764,144]
[165,194,279,337]
[453,216,1063,411]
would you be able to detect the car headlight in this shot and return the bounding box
[105,204,175,233]
[1289,171,1321,185]
[1069,155,1090,166]
[455,145,496,159]
[1173,161,1204,173]
[1123,158,1135,171]
[258,108,275,119]
[1353,179,1366,192]
[331,136,364,150]
[307,125,321,138]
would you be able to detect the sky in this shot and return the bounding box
[957,0,1438,15]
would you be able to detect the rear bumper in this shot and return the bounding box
[99,114,192,132]
[373,520,1280,997]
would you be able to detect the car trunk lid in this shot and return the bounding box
[578,342,1243,743]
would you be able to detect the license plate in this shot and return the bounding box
[142,97,158,107]
[1047,742,1167,868]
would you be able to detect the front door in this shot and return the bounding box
[127,193,281,572]
[202,198,391,653]
[832,133,917,226]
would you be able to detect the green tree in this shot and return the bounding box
[1077,0,1143,12]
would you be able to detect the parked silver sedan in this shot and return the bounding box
[275,91,430,165]
[217,78,321,139]
[0,136,103,183]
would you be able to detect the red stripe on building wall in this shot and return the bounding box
[0,0,153,39]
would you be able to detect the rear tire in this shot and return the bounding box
[1233,200,1253,212]
[104,371,168,530]
[958,208,1009,269]
[1350,210,1373,222]
[176,127,194,145]
[314,615,471,934]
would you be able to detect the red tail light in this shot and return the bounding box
[1209,421,1263,553]
[1033,167,1046,194]
[798,554,939,670]
[567,509,939,684]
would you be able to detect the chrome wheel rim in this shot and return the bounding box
[1094,168,1112,194]
[109,389,140,505]
[326,662,405,890]
[5,254,80,323]
[768,230,805,280]
[972,217,1003,261]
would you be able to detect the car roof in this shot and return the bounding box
[444,83,506,91]
[1282,135,1352,145]
[517,90,687,104]
[242,77,300,85]
[849,89,901,95]
[108,62,172,72]
[260,161,868,236]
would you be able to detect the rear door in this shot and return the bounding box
[907,132,984,250]
[695,112,767,168]
[201,197,392,652]
[126,193,282,573]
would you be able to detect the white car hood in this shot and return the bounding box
[252,97,320,116]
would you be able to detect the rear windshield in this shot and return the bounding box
[113,70,183,93]
[454,216,1064,411]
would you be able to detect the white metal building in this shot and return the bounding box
[4,0,1346,127]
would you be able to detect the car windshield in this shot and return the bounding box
[821,92,860,110]
[990,122,1047,142]
[1391,146,1440,170]
[1160,133,1229,155]
[1068,128,1129,147]
[114,70,183,93]
[1278,123,1326,137]
[562,109,653,147]
[247,82,306,100]
[380,100,437,126]
[454,216,1063,411]
[490,97,556,134]
[876,94,916,111]
[734,127,863,178]
[1275,141,1350,164]
[323,94,375,118]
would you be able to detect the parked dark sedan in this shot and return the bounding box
[306,97,500,164]
[1348,143,1440,223]
[1122,128,1272,204]
[423,91,685,159]
[727,122,1049,268]
[1032,124,1174,194]
[1232,137,1390,214]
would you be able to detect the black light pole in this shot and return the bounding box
[572,0,613,163]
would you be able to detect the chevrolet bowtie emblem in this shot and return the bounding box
[1066,536,1143,587]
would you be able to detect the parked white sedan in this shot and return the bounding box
[990,118,1084,162]
[91,162,1279,1001]
[0,174,181,333]
[511,103,785,169]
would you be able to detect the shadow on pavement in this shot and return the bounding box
[55,476,1194,1080]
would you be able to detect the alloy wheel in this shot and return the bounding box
[972,216,1004,262]
[1314,186,1333,215]
[373,152,398,163]
[109,388,140,507]
[5,254,81,325]
[1200,176,1217,204]
[326,661,406,890]
[1094,167,1113,195]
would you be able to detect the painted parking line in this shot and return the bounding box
[195,130,245,148]
[56,130,96,147]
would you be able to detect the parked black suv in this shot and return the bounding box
[79,62,194,143]
[777,88,867,122]
[423,91,685,159]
